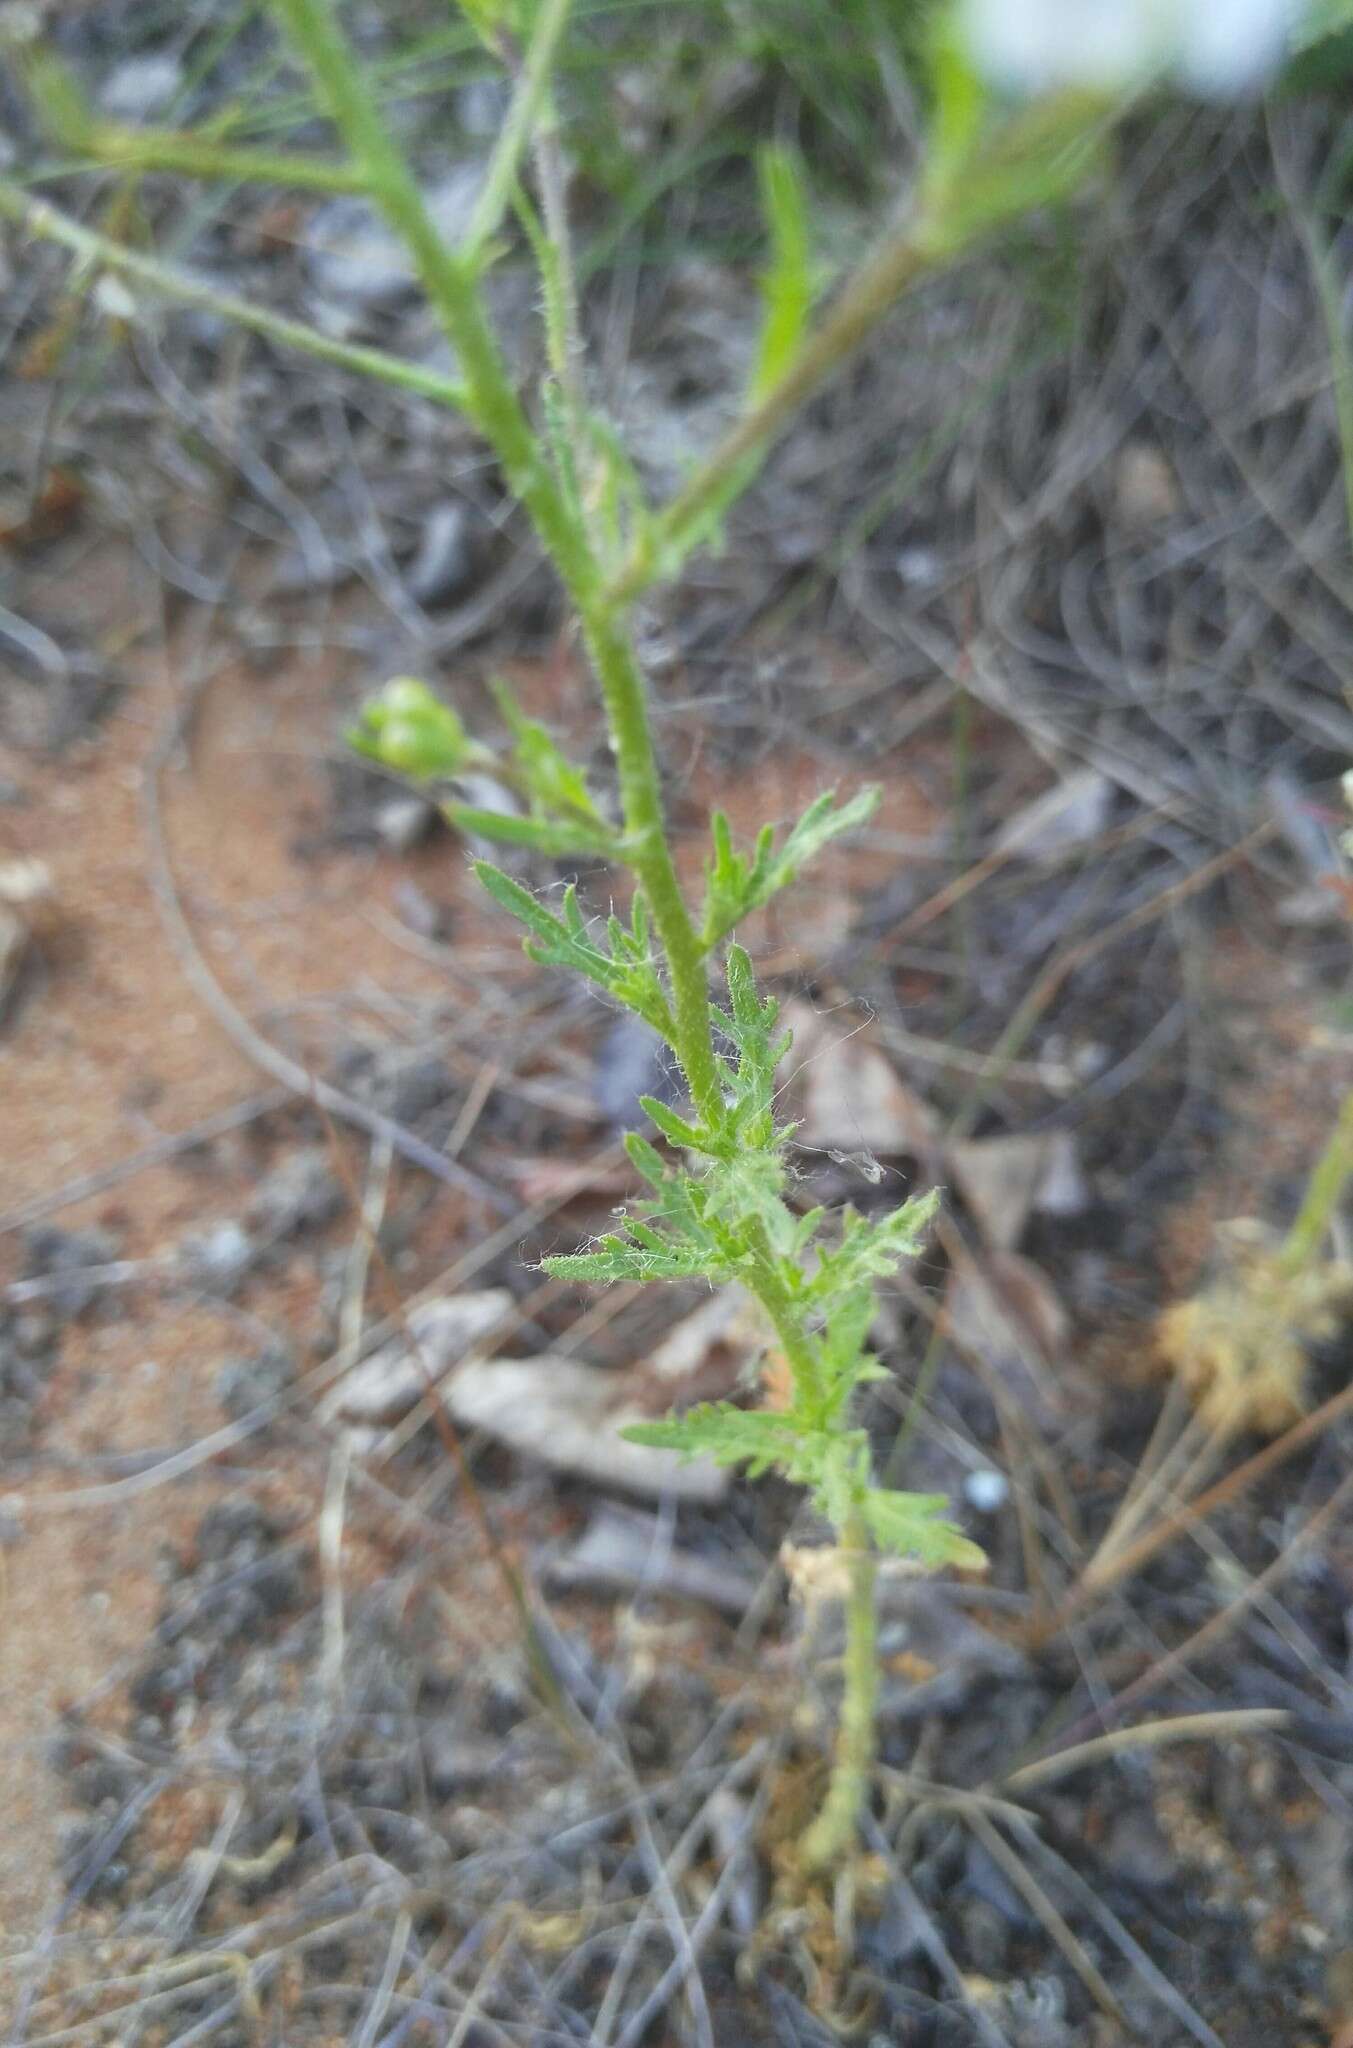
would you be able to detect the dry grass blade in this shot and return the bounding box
[1035,1373,1353,1645]
[1000,1707,1292,1795]
[949,821,1275,1139]
[960,1804,1127,2026]
[1083,1461,1353,1724]
[1009,1816,1230,2048]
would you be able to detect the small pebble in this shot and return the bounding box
[306,166,484,311]
[376,793,438,853]
[178,1220,256,1295]
[98,54,183,123]
[404,502,472,606]
[964,1469,1010,1513]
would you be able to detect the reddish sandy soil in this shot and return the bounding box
[0,545,468,1976]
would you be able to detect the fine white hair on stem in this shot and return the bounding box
[957,0,1299,99]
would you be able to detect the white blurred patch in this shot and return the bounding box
[958,0,1297,98]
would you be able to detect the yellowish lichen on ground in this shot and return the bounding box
[1155,1220,1353,1435]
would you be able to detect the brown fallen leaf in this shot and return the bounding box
[990,768,1112,862]
[639,1286,764,1399]
[331,1287,763,1499]
[950,1129,1086,1251]
[445,1354,728,1502]
[945,1249,1071,1421]
[544,1505,756,1612]
[0,859,54,1021]
[323,1289,513,1426]
[780,1000,939,1157]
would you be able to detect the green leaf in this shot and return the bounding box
[474,860,576,944]
[860,1489,986,1572]
[773,786,879,888]
[445,803,616,858]
[820,1282,876,1383]
[817,1433,867,1529]
[922,22,987,202]
[638,1095,710,1153]
[701,787,880,948]
[812,1189,942,1296]
[349,677,488,780]
[702,945,793,1156]
[488,678,607,825]
[702,1148,791,1245]
[628,1402,844,1508]
[473,863,675,1036]
[1295,0,1353,49]
[725,940,765,1030]
[456,0,516,47]
[1283,22,1353,88]
[622,1402,803,1477]
[542,1237,726,1284]
[651,453,761,580]
[19,48,98,151]
[624,1130,669,1190]
[921,90,1109,257]
[748,146,815,403]
[625,1405,981,1574]
[585,412,655,570]
[540,378,588,542]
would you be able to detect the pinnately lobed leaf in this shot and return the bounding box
[472,863,675,1036]
[624,1403,804,1477]
[860,1488,987,1571]
[487,677,608,825]
[701,786,880,948]
[624,1406,981,1572]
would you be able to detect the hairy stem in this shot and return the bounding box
[466,0,574,261]
[271,0,723,1123]
[530,118,583,405]
[269,0,593,592]
[798,1512,879,1873]
[0,182,471,409]
[21,0,984,1875]
[579,604,722,1121]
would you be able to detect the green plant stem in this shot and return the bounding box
[747,1250,824,1403]
[268,0,591,592]
[530,118,583,405]
[1280,1088,1353,1274]
[271,0,720,1124]
[0,180,471,408]
[465,0,574,260]
[798,1512,879,1874]
[605,200,944,607]
[64,125,368,192]
[579,604,722,1121]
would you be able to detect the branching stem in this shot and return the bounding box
[7,0,1050,1877]
[0,181,471,409]
[577,603,722,1121]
